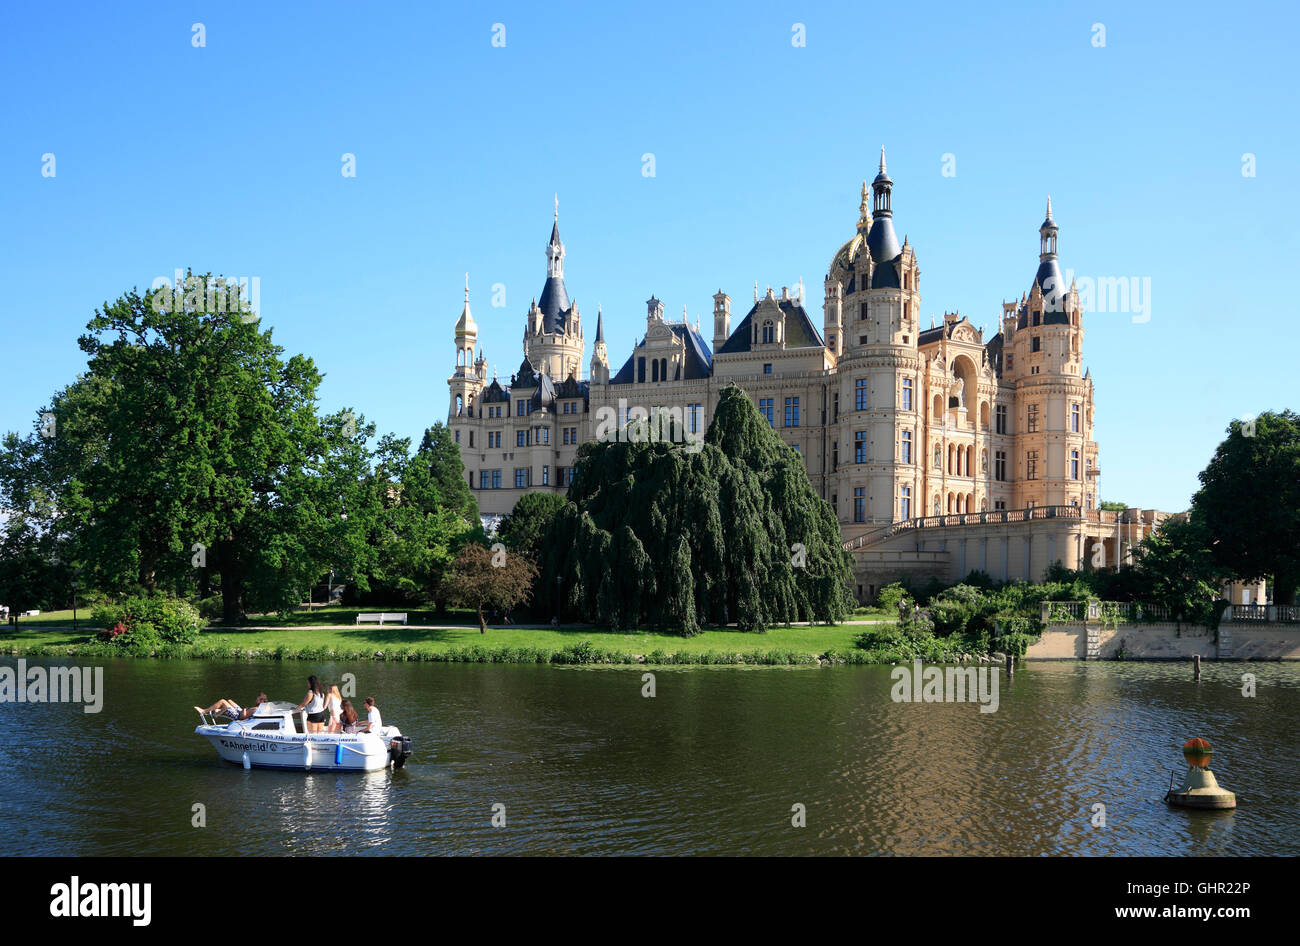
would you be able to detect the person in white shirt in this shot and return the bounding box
[363,697,383,735]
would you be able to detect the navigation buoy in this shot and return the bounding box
[1165,737,1236,809]
[242,751,251,770]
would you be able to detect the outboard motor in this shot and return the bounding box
[387,735,413,769]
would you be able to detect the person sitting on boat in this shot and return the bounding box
[195,693,269,721]
[292,675,328,733]
[326,684,344,733]
[362,697,382,734]
[339,699,362,733]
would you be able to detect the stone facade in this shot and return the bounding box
[447,153,1147,597]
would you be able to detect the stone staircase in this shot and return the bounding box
[1217,626,1233,659]
[1085,625,1101,659]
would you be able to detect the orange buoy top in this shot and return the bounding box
[1183,737,1213,768]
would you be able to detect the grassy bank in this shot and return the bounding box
[0,616,901,665]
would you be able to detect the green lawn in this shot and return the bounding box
[1,607,889,662]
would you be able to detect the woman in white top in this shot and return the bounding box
[293,675,328,733]
[326,685,344,733]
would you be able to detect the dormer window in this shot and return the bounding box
[762,321,774,344]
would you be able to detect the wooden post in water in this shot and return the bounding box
[1193,654,1201,681]
[1005,653,1014,676]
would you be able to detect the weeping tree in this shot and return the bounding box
[539,385,853,634]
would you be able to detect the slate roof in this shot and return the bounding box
[611,323,715,384]
[715,299,825,355]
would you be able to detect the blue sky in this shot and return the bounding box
[1,0,1295,512]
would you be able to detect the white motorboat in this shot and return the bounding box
[195,701,412,772]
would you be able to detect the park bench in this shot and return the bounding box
[355,612,407,626]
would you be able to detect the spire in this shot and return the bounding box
[454,273,477,339]
[595,305,604,343]
[866,147,900,265]
[1039,195,1059,259]
[858,181,872,231]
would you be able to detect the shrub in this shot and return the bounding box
[876,582,908,613]
[92,594,203,647]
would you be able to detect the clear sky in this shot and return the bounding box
[1,1,1295,512]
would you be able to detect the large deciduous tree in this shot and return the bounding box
[1193,411,1300,604]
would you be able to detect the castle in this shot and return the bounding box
[448,152,1155,601]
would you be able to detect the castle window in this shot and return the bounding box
[1071,450,1080,480]
[490,470,503,489]
[637,357,646,383]
[1027,404,1039,433]
[853,487,866,523]
[855,431,866,464]
[515,468,529,488]
[542,466,549,485]
[1027,450,1039,480]
[859,303,868,322]
[764,364,772,374]
[833,392,839,421]
[470,431,476,448]
[652,360,659,382]
[901,378,913,411]
[900,485,911,520]
[995,450,1007,481]
[784,396,800,427]
[1032,335,1041,352]
[1071,403,1081,433]
[759,398,774,427]
[900,430,912,464]
[995,500,1006,510]
[455,429,460,443]
[688,403,701,434]
[762,321,774,344]
[517,430,527,447]
[828,335,836,351]
[855,378,868,411]
[540,427,549,445]
[995,404,1007,434]
[832,441,839,470]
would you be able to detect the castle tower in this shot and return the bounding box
[523,199,586,381]
[834,149,924,526]
[448,275,484,423]
[590,305,609,384]
[712,290,731,351]
[1005,198,1096,511]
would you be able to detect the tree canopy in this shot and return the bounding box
[1192,411,1300,604]
[0,275,479,621]
[539,385,853,634]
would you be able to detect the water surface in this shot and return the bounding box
[1,658,1294,855]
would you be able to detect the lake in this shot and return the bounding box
[1,658,1296,855]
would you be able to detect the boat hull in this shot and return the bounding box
[197,726,398,772]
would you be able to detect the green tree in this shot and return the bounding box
[418,423,480,524]
[1130,516,1226,626]
[1193,411,1300,604]
[498,492,567,559]
[1,276,377,624]
[358,433,474,605]
[540,385,853,633]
